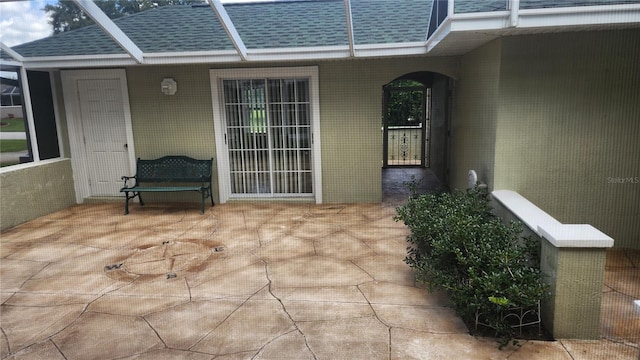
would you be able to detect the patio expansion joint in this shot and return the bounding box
[354,285,393,359]
[141,316,169,350]
[1,326,10,356]
[260,258,319,359]
[185,288,256,353]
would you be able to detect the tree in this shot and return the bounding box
[44,0,197,34]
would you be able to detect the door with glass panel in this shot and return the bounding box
[223,78,312,197]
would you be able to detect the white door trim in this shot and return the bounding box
[61,69,136,202]
[210,66,323,204]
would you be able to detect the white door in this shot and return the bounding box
[62,70,135,200]
[77,79,130,195]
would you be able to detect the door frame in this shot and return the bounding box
[210,66,322,204]
[61,69,136,202]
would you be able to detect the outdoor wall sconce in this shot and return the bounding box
[161,78,177,95]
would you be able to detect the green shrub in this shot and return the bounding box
[395,187,548,347]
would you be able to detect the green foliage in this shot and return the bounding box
[44,0,198,34]
[395,187,548,347]
[0,118,25,132]
[385,80,425,127]
[0,140,28,153]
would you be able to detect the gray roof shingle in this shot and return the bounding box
[9,0,639,57]
[13,0,435,57]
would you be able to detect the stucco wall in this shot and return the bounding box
[125,64,219,204]
[494,29,640,249]
[123,57,459,204]
[0,159,76,230]
[450,39,502,191]
[318,57,458,202]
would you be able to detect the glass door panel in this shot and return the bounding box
[223,78,313,196]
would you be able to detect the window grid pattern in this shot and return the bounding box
[223,78,312,196]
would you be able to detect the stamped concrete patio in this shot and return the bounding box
[1,198,639,359]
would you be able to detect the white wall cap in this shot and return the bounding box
[491,189,560,236]
[538,223,614,248]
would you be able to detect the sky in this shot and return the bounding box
[0,0,275,47]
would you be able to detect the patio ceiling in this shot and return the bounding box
[1,0,640,70]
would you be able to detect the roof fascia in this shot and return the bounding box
[20,54,138,69]
[517,4,640,28]
[207,0,249,61]
[0,60,23,71]
[354,42,428,58]
[449,11,511,32]
[248,46,351,61]
[72,0,144,63]
[1,42,24,62]
[17,42,436,69]
[447,3,640,32]
[344,0,356,57]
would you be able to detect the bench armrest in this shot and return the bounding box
[121,175,137,189]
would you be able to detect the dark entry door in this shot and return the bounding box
[383,86,428,167]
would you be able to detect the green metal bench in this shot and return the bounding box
[120,156,214,215]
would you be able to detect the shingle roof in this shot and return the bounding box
[225,0,347,48]
[12,0,432,57]
[9,0,640,58]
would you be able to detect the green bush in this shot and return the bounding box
[395,187,548,347]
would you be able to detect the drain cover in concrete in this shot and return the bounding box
[105,240,224,280]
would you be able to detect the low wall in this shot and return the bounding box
[0,159,76,230]
[0,106,23,119]
[492,190,613,340]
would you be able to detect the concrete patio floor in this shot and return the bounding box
[1,200,639,359]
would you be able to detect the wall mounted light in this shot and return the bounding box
[161,78,177,95]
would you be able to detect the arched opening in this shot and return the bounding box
[382,71,452,203]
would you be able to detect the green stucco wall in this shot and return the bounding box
[494,29,640,249]
[450,39,502,191]
[450,29,639,249]
[318,57,458,202]
[540,242,607,339]
[123,57,459,204]
[0,159,76,231]
[125,64,219,204]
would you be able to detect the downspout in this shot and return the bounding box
[509,0,520,27]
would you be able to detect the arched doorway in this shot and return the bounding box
[382,71,452,202]
[383,80,428,167]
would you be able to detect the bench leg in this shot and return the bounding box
[124,192,130,215]
[123,191,143,215]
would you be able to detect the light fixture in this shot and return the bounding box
[161,78,177,95]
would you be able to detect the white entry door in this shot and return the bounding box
[62,70,135,200]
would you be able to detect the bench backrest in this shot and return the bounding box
[136,156,213,183]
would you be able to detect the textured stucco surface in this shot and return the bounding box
[0,159,76,230]
[122,57,459,204]
[451,29,639,249]
[450,39,501,191]
[494,29,640,249]
[541,242,607,339]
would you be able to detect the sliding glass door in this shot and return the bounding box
[222,78,312,197]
